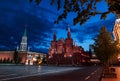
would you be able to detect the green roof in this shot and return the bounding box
[23,28,27,37]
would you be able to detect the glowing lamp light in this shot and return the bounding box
[69,54,72,57]
[118,56,120,61]
[118,57,120,59]
[25,60,28,65]
[38,60,42,65]
[33,58,37,61]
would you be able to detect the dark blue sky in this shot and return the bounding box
[0,0,117,53]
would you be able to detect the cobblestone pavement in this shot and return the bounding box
[0,65,103,81]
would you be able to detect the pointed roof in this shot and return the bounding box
[23,25,27,37]
[67,24,71,38]
[54,29,56,35]
[23,27,27,37]
[53,29,56,41]
[68,24,70,32]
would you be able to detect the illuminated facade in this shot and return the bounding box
[18,28,46,65]
[113,19,120,44]
[113,18,120,62]
[48,27,90,65]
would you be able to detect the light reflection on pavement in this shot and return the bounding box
[0,65,80,81]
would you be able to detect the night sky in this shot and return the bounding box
[0,0,117,53]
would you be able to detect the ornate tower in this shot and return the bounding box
[49,31,57,57]
[65,26,73,57]
[20,27,27,51]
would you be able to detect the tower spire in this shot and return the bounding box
[20,25,28,51]
[67,24,71,38]
[68,24,70,32]
[24,28,27,37]
[53,29,56,41]
[24,24,27,37]
[16,45,19,51]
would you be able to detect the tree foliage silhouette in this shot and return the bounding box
[92,26,119,66]
[29,0,120,25]
[13,49,21,64]
[13,49,18,64]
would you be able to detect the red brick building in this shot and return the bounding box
[48,27,90,65]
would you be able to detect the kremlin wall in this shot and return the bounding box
[0,27,91,66]
[0,27,46,65]
[0,51,28,64]
[47,27,90,65]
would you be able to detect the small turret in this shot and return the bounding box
[67,25,71,38]
[53,30,56,41]
[16,45,19,51]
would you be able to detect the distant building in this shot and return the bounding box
[113,18,120,63]
[113,18,120,44]
[47,27,90,65]
[0,27,46,65]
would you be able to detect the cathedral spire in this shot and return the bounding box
[53,30,56,41]
[67,24,71,38]
[68,25,70,32]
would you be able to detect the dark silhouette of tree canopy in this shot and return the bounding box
[3,58,7,63]
[0,58,2,63]
[13,49,18,64]
[29,0,120,25]
[36,55,42,64]
[13,49,22,64]
[6,58,10,63]
[42,56,47,64]
[92,26,119,66]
